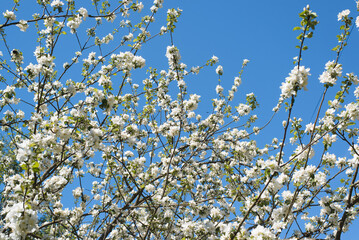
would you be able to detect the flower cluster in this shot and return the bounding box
[78,7,88,20]
[110,51,146,72]
[280,66,310,99]
[2,10,16,20]
[338,9,350,21]
[51,0,64,9]
[216,65,223,75]
[2,203,38,239]
[66,7,88,34]
[319,60,342,85]
[16,20,29,32]
[165,45,181,69]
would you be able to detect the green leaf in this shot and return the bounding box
[32,161,40,173]
[21,163,28,171]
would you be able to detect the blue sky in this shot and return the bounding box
[2,0,359,238]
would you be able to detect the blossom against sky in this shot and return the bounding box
[1,0,359,238]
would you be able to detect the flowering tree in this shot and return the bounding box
[0,0,359,239]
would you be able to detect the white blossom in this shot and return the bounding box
[3,203,38,239]
[211,55,219,63]
[293,165,316,186]
[338,9,350,21]
[78,7,88,20]
[250,225,275,239]
[280,66,310,99]
[3,10,16,20]
[166,45,181,69]
[319,61,342,85]
[51,0,64,8]
[16,20,29,32]
[216,65,223,75]
[67,15,82,33]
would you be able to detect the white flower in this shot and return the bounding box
[184,94,200,111]
[355,86,359,98]
[356,16,359,28]
[305,123,314,133]
[90,128,103,139]
[234,77,242,87]
[37,54,54,67]
[3,10,16,20]
[216,65,223,75]
[347,73,359,84]
[78,7,88,20]
[72,187,82,198]
[280,66,310,99]
[293,165,316,186]
[211,55,219,63]
[343,102,359,121]
[16,20,29,32]
[336,157,347,168]
[305,222,315,232]
[319,61,342,85]
[133,56,146,69]
[243,59,249,66]
[253,126,260,135]
[105,13,116,22]
[102,33,114,44]
[166,45,181,69]
[216,85,223,94]
[16,110,25,119]
[237,103,251,116]
[51,0,64,8]
[294,145,314,161]
[123,33,133,41]
[44,175,67,191]
[210,207,222,219]
[282,190,293,201]
[338,9,350,21]
[145,184,155,192]
[137,2,144,12]
[160,26,167,35]
[314,171,327,186]
[67,15,82,33]
[251,225,275,239]
[168,125,180,137]
[98,75,112,87]
[63,62,70,69]
[4,203,38,238]
[167,8,181,18]
[43,17,56,27]
[322,152,336,166]
[154,0,164,8]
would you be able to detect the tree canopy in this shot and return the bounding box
[0,0,359,239]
